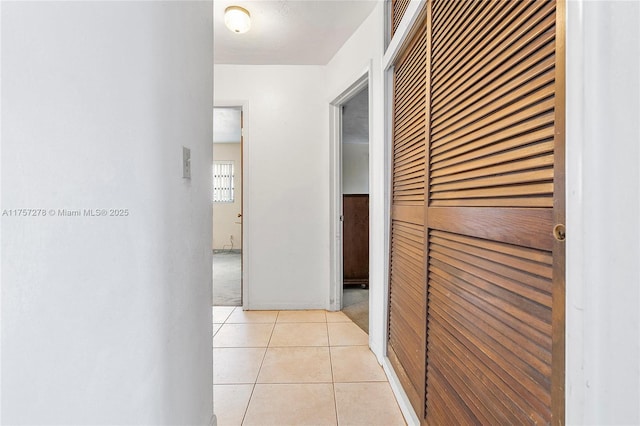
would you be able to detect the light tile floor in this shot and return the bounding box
[213,307,406,426]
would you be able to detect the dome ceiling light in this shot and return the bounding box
[224,6,251,34]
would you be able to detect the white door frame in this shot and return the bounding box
[214,100,250,310]
[329,68,371,312]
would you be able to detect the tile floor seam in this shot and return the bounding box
[252,344,271,385]
[257,310,279,373]
[254,380,335,385]
[332,381,339,426]
[242,310,277,426]
[262,345,329,349]
[329,344,369,347]
[214,346,265,349]
[327,320,340,426]
[265,323,277,349]
[240,383,256,426]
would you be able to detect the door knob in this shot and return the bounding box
[553,224,566,241]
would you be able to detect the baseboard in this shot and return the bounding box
[212,249,241,254]
[369,336,384,363]
[382,357,420,426]
[245,303,327,310]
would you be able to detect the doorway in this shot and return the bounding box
[212,107,243,307]
[330,72,371,334]
[341,86,370,333]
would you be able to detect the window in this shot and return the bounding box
[213,161,234,203]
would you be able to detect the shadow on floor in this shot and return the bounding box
[343,287,369,334]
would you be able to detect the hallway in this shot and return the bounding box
[212,307,405,425]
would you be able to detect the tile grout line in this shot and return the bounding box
[253,312,278,384]
[240,382,256,426]
[240,310,279,426]
[215,309,385,425]
[220,307,251,426]
[326,317,340,426]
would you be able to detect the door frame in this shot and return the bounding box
[329,68,371,312]
[214,100,249,309]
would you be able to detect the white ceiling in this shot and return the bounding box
[214,1,379,65]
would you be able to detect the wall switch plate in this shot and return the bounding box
[182,146,191,179]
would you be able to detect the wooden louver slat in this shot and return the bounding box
[393,24,427,206]
[388,0,564,423]
[431,0,555,105]
[388,20,428,419]
[391,0,412,37]
[421,0,563,424]
[389,221,425,414]
[428,20,557,207]
[426,230,553,424]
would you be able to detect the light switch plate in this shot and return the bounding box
[182,146,191,179]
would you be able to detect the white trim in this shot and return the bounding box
[328,66,372,107]
[248,302,328,311]
[329,67,371,312]
[382,357,420,426]
[565,1,585,423]
[379,0,428,369]
[565,1,640,422]
[328,101,343,312]
[383,0,392,52]
[380,4,422,423]
[382,0,427,71]
[381,62,395,355]
[213,100,250,310]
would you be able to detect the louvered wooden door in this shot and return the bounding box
[388,20,428,418]
[388,0,565,424]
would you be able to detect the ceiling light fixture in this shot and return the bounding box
[224,6,251,34]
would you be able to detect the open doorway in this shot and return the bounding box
[330,73,371,334]
[212,107,243,307]
[341,85,370,333]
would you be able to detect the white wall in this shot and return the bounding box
[325,2,385,359]
[1,2,213,424]
[214,65,329,309]
[566,1,640,424]
[213,143,243,250]
[343,143,369,194]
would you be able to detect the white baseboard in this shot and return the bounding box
[245,303,326,310]
[382,357,420,426]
